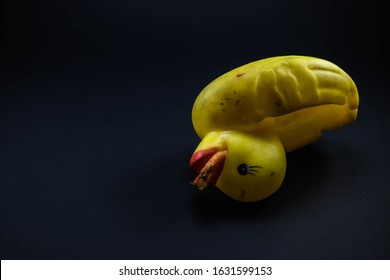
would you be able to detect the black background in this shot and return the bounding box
[1,0,389,259]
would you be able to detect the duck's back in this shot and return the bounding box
[192,56,358,151]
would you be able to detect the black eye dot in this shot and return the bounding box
[237,163,250,175]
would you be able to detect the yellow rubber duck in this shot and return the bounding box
[190,55,359,202]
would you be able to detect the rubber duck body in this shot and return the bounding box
[190,56,359,202]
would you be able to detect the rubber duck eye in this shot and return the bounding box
[237,163,250,175]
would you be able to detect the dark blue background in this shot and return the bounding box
[1,0,389,259]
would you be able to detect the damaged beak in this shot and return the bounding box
[190,147,227,189]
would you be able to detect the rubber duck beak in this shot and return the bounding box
[190,147,227,189]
